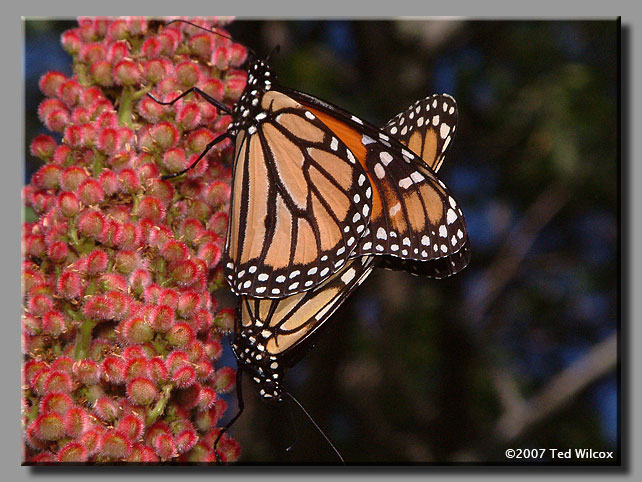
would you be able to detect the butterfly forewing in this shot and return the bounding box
[223,90,373,298]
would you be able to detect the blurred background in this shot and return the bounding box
[24,19,619,463]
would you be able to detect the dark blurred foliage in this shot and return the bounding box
[24,19,619,463]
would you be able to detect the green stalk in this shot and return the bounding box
[74,318,97,360]
[117,86,135,128]
[146,384,173,425]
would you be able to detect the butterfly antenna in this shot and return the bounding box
[162,19,256,56]
[284,391,345,464]
[284,394,299,454]
[213,368,245,463]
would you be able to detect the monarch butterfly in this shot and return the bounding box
[149,26,469,300]
[213,94,468,461]
[148,20,470,460]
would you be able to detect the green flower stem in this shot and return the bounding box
[74,318,97,360]
[146,384,173,425]
[118,86,135,128]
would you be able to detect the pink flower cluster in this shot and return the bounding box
[23,17,245,463]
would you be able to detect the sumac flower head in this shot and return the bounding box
[24,16,240,463]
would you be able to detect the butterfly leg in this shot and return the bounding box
[146,87,233,114]
[161,132,231,179]
[213,367,245,463]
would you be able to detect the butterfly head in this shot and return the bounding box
[231,331,286,403]
[227,57,277,136]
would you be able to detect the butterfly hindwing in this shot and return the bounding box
[384,94,458,173]
[288,90,468,275]
[234,256,375,399]
[376,94,470,278]
[223,90,373,298]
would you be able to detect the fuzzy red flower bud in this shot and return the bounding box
[136,195,166,222]
[204,338,223,360]
[225,71,247,100]
[213,307,235,332]
[186,128,215,154]
[46,241,69,264]
[52,144,72,165]
[101,357,125,385]
[96,127,119,154]
[30,135,57,160]
[153,432,176,460]
[150,304,175,332]
[160,240,189,263]
[129,268,152,293]
[90,60,114,86]
[217,436,241,463]
[116,223,141,250]
[138,95,165,122]
[188,33,213,60]
[126,377,158,406]
[77,427,102,457]
[44,109,70,132]
[39,71,67,97]
[61,29,82,54]
[64,407,89,438]
[60,166,89,191]
[213,367,236,394]
[176,61,202,88]
[166,322,195,348]
[118,414,144,441]
[141,36,161,58]
[56,270,83,299]
[78,178,105,205]
[56,192,79,217]
[151,121,179,150]
[197,241,222,269]
[27,294,53,316]
[113,59,141,86]
[118,168,141,193]
[175,102,202,130]
[58,79,82,107]
[121,316,154,345]
[124,357,149,381]
[44,370,73,393]
[99,429,133,459]
[107,40,130,63]
[211,46,231,70]
[50,356,74,374]
[193,309,214,332]
[73,359,101,385]
[113,250,138,274]
[86,249,109,275]
[148,357,168,383]
[77,210,105,238]
[34,412,66,441]
[100,273,128,292]
[42,310,67,336]
[57,442,88,462]
[209,210,229,235]
[229,43,248,67]
[169,259,199,287]
[40,392,73,415]
[94,396,120,422]
[172,365,197,388]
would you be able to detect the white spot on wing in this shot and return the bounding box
[340,268,356,284]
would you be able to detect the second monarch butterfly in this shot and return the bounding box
[149,23,469,300]
[211,95,469,461]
